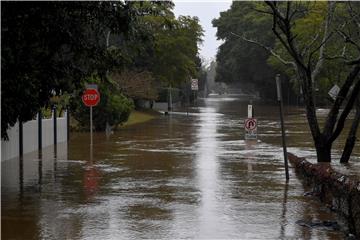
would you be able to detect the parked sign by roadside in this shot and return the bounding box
[245,118,257,140]
[328,84,340,101]
[191,79,198,91]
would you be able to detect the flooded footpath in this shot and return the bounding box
[2,95,360,239]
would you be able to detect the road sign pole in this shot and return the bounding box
[90,106,93,146]
[82,87,100,147]
[276,74,289,181]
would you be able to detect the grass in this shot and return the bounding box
[122,109,160,127]
[69,109,160,131]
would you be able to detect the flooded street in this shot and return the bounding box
[2,95,359,239]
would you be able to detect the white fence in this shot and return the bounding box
[1,111,68,161]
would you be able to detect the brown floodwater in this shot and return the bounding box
[2,94,359,239]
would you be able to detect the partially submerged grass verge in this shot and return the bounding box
[121,109,160,127]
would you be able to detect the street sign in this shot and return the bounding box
[191,78,198,91]
[245,118,257,140]
[82,88,100,107]
[328,84,340,100]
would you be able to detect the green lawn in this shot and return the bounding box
[122,110,160,127]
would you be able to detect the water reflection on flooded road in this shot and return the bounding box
[2,95,359,239]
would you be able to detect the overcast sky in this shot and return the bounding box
[173,1,232,63]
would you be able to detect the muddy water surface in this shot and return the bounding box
[2,95,359,239]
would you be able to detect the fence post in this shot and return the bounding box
[38,111,42,152]
[53,106,57,146]
[66,108,70,141]
[19,121,23,158]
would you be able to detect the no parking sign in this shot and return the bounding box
[245,118,257,140]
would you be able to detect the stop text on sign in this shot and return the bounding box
[82,88,100,107]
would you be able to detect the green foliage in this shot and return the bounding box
[1,1,135,139]
[213,2,277,99]
[70,76,134,131]
[1,1,205,137]
[146,9,204,87]
[214,1,360,104]
[110,70,158,101]
[268,2,360,104]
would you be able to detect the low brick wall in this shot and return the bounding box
[288,153,360,237]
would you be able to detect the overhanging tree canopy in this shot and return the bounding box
[262,1,360,162]
[1,1,134,139]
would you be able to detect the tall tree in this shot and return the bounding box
[262,1,360,162]
[151,15,204,87]
[1,1,134,139]
[213,2,278,99]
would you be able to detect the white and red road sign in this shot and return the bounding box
[191,79,198,91]
[245,118,257,140]
[82,88,100,107]
[245,118,257,131]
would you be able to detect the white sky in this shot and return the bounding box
[173,1,232,63]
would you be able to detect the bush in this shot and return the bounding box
[70,87,134,131]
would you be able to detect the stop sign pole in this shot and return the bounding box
[82,87,100,146]
[90,106,93,146]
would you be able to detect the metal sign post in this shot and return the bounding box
[82,85,100,147]
[191,79,198,106]
[248,104,253,118]
[90,106,93,146]
[276,74,289,181]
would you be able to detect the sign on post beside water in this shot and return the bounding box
[245,118,257,140]
[82,88,100,107]
[191,79,198,91]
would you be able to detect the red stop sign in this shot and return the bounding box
[82,89,100,107]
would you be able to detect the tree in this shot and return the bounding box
[262,1,360,162]
[1,1,135,139]
[213,2,279,100]
[151,15,204,87]
[110,70,158,105]
[70,76,134,131]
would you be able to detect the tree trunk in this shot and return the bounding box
[315,140,332,162]
[340,100,360,163]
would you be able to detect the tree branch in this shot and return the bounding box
[230,31,296,68]
[346,57,360,65]
[330,75,360,142]
[310,1,336,81]
[301,33,319,56]
[265,0,320,139]
[251,7,273,16]
[337,30,360,52]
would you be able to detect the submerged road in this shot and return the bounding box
[3,95,358,239]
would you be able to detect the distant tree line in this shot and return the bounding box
[1,1,203,137]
